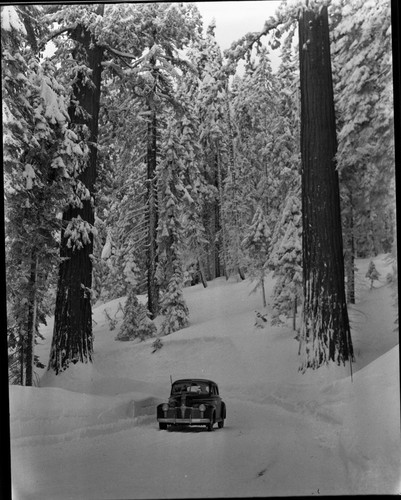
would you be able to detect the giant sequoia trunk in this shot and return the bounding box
[298,6,353,370]
[48,23,103,374]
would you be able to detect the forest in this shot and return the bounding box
[3,0,396,386]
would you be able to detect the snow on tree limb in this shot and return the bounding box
[1,6,27,35]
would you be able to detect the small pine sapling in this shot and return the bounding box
[365,260,380,289]
[116,289,157,341]
[242,205,271,308]
[104,308,118,331]
[151,337,163,353]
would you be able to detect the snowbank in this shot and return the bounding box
[9,255,400,498]
[337,346,400,494]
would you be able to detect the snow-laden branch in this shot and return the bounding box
[38,25,75,51]
[222,0,316,75]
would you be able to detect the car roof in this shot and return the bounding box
[173,379,216,386]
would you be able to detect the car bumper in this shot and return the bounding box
[158,418,211,424]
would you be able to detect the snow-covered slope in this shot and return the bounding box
[9,255,400,498]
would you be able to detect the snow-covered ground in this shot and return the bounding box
[9,254,400,498]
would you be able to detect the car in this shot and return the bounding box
[157,378,226,431]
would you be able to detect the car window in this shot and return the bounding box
[171,382,210,395]
[172,383,187,394]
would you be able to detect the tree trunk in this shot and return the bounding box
[298,6,353,370]
[48,20,103,374]
[261,276,267,308]
[146,104,159,319]
[25,251,38,386]
[293,297,297,332]
[216,148,227,279]
[225,83,244,281]
[197,259,208,288]
[20,332,24,385]
[345,190,356,304]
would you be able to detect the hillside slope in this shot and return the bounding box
[9,254,400,498]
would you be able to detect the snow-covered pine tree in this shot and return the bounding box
[365,260,380,289]
[103,3,201,319]
[95,76,150,304]
[116,259,156,341]
[90,3,202,334]
[3,5,82,384]
[230,43,300,280]
[242,205,271,308]
[192,20,230,280]
[156,111,190,335]
[173,71,209,287]
[332,0,395,259]
[269,193,302,329]
[45,4,105,374]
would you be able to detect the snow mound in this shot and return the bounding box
[10,381,162,446]
[337,346,400,494]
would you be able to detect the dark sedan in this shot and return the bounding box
[157,378,226,431]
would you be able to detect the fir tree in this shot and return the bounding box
[366,260,380,289]
[156,111,190,335]
[3,5,82,383]
[116,289,156,341]
[269,193,302,329]
[193,20,230,280]
[47,5,105,374]
[332,0,395,258]
[242,205,271,308]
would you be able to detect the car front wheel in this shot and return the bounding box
[159,422,167,430]
[218,418,224,429]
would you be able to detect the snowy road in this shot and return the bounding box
[12,394,351,499]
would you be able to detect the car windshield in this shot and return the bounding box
[171,382,210,395]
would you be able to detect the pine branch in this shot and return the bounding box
[38,25,75,51]
[222,3,300,75]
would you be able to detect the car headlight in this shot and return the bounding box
[162,403,169,411]
[199,404,206,412]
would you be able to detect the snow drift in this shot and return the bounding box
[9,255,400,498]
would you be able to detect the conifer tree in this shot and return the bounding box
[46,5,105,374]
[193,21,230,280]
[332,0,394,259]
[269,193,302,329]
[366,260,380,289]
[156,111,190,335]
[3,5,82,383]
[242,205,271,308]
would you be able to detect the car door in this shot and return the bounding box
[211,383,222,419]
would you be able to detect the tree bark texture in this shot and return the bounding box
[298,7,353,369]
[48,22,103,374]
[202,152,222,280]
[345,190,356,304]
[25,252,38,385]
[146,105,159,319]
[216,148,227,279]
